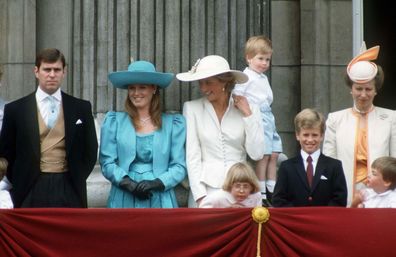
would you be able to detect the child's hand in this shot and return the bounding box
[230,203,245,208]
[232,95,251,117]
[196,196,205,207]
[351,189,365,208]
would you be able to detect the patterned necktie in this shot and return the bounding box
[306,155,313,187]
[47,95,58,128]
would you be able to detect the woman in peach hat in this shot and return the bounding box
[323,45,396,206]
[177,55,265,207]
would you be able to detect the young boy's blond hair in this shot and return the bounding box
[0,158,8,179]
[245,35,272,60]
[294,108,325,134]
[372,157,396,190]
[223,162,260,193]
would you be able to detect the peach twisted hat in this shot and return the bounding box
[347,43,380,84]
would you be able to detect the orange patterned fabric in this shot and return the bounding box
[353,111,369,185]
[355,125,368,183]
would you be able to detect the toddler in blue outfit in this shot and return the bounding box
[233,35,282,205]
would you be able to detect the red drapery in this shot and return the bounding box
[1,207,395,257]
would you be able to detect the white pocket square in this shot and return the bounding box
[76,119,83,125]
[320,175,328,180]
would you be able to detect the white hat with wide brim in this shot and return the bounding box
[176,55,248,83]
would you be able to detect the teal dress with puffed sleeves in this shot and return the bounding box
[99,111,186,208]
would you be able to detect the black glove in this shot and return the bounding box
[119,177,151,200]
[136,178,165,195]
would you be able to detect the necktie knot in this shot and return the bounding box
[307,155,313,163]
[47,95,56,105]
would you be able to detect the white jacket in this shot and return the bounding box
[183,97,265,201]
[323,107,396,205]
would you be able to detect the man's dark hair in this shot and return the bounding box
[35,48,66,68]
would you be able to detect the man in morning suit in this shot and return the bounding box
[272,108,347,207]
[0,48,98,208]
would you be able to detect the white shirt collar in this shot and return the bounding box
[244,67,266,78]
[300,149,321,163]
[372,189,393,197]
[36,87,62,102]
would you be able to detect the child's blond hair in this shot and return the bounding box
[294,108,325,134]
[0,158,8,179]
[223,162,260,193]
[372,157,396,190]
[245,35,272,60]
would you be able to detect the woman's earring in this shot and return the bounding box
[222,87,225,92]
[153,90,156,95]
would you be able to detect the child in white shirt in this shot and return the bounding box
[233,36,282,204]
[200,162,262,208]
[352,156,396,208]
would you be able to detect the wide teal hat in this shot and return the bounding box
[108,61,174,89]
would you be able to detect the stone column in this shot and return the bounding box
[300,0,353,114]
[0,0,36,101]
[36,0,73,92]
[271,0,301,156]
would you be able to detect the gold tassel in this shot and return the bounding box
[251,207,270,257]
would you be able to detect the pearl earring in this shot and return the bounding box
[222,87,225,92]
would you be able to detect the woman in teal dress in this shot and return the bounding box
[100,60,186,208]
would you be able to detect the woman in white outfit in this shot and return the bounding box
[177,55,265,207]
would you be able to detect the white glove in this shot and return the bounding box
[0,177,12,191]
[0,190,13,209]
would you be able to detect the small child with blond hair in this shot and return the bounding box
[0,157,13,209]
[352,156,396,208]
[0,158,7,180]
[233,35,282,205]
[200,162,262,208]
